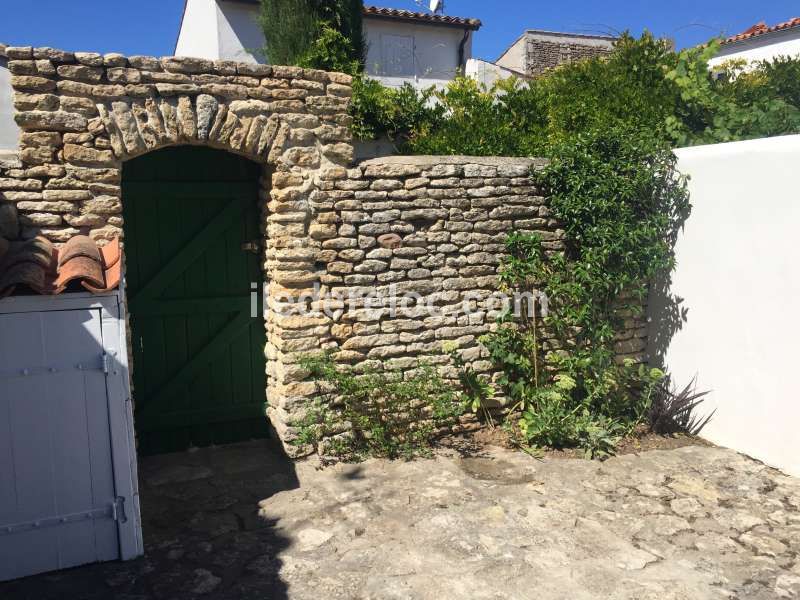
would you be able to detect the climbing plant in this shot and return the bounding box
[480,127,687,455]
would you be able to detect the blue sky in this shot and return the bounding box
[1,0,798,61]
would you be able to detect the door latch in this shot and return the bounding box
[241,241,260,255]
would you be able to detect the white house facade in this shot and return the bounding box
[710,17,800,67]
[175,0,481,88]
[0,45,19,151]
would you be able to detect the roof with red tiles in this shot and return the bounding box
[363,5,481,29]
[0,235,121,298]
[723,17,800,45]
[225,1,481,29]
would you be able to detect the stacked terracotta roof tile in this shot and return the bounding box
[0,235,121,298]
[724,17,800,44]
[363,5,481,29]
[233,2,481,28]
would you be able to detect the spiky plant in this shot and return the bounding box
[648,376,714,435]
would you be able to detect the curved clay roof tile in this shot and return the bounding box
[0,235,122,298]
[724,17,800,44]
[58,235,102,266]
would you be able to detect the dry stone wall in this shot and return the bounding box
[525,34,615,76]
[0,44,353,244]
[0,45,647,457]
[271,156,649,454]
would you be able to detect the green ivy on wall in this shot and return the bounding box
[481,129,689,456]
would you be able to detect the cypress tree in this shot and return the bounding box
[259,0,365,73]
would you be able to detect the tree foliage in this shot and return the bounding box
[259,0,365,72]
[352,32,800,150]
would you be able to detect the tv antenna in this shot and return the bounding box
[411,0,445,15]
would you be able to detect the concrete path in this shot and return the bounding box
[2,441,799,599]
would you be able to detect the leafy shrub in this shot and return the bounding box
[479,128,685,456]
[666,44,800,145]
[350,77,438,143]
[296,352,466,460]
[351,32,800,150]
[443,342,495,422]
[296,25,361,73]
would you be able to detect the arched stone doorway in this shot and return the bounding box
[2,47,356,456]
[123,146,267,455]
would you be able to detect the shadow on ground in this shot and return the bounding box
[0,439,298,600]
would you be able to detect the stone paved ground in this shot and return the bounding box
[2,440,799,600]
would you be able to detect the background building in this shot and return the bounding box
[0,45,19,151]
[175,0,481,88]
[710,17,800,67]
[495,29,616,77]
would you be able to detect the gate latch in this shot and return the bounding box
[241,241,260,254]
[111,496,127,524]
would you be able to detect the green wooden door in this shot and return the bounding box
[123,147,268,455]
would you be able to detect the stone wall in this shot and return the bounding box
[267,156,556,446]
[0,45,647,457]
[270,155,649,453]
[525,33,615,76]
[0,44,353,244]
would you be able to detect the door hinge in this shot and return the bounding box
[0,355,109,380]
[0,497,127,536]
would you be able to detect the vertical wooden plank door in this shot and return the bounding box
[123,147,268,456]
[0,309,121,581]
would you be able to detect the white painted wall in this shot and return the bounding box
[176,0,472,87]
[175,0,220,59]
[495,34,526,72]
[710,29,800,67]
[0,56,20,150]
[217,0,265,63]
[653,135,800,477]
[465,58,519,88]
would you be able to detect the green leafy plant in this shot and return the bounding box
[296,25,361,73]
[351,32,800,150]
[443,342,495,424]
[350,77,439,143]
[477,128,682,457]
[259,0,365,73]
[296,352,466,460]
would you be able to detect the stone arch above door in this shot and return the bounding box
[98,95,288,164]
[3,48,355,244]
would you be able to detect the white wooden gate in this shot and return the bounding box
[0,292,142,581]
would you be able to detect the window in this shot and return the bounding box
[380,34,415,77]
